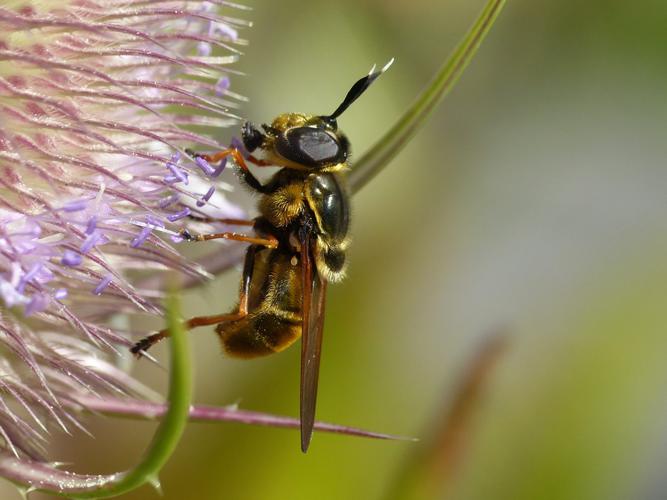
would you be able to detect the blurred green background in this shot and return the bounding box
[21,0,667,498]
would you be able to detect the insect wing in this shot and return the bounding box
[300,233,327,452]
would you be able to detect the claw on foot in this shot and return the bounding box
[130,338,150,357]
[180,228,196,241]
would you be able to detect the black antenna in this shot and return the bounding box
[323,58,394,122]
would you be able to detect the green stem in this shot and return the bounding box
[76,293,192,498]
[349,0,507,193]
[0,294,194,499]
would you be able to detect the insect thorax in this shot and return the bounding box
[258,169,350,282]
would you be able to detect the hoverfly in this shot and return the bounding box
[132,59,393,451]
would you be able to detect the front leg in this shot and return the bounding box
[186,147,273,194]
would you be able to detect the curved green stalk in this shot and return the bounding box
[0,294,192,499]
[71,293,192,498]
[349,0,507,193]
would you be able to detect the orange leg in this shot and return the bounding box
[187,147,271,194]
[187,216,255,226]
[131,312,246,355]
[199,148,271,169]
[182,214,269,244]
[180,228,277,248]
[131,245,260,356]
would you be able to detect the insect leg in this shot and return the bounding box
[180,228,278,248]
[187,215,255,226]
[186,147,270,193]
[131,245,260,356]
[236,244,258,316]
[196,148,271,168]
[130,313,242,355]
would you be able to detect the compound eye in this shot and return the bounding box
[275,127,345,167]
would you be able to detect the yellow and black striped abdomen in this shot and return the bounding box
[217,249,303,359]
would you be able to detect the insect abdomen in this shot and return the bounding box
[217,311,301,359]
[218,249,303,358]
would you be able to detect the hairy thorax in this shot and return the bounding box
[258,178,305,228]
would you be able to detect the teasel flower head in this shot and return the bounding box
[0,0,247,473]
[0,0,508,492]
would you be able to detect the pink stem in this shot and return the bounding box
[75,395,414,441]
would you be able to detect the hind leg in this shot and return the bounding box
[131,245,260,356]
